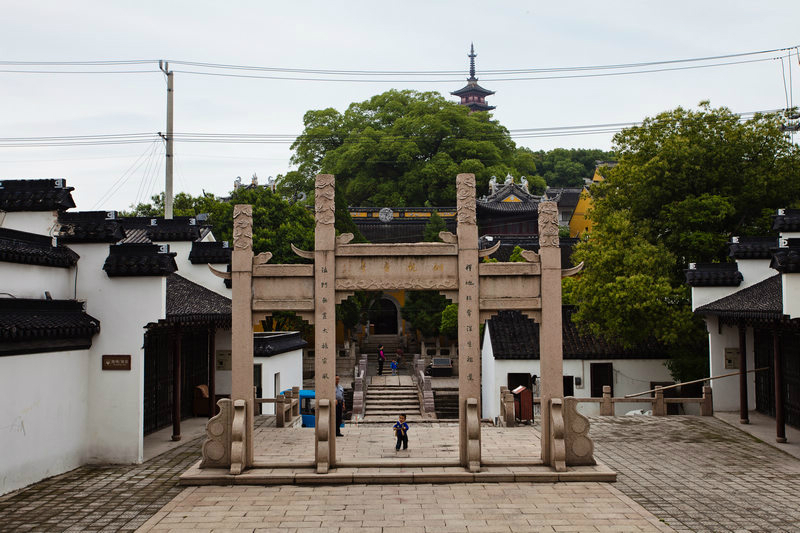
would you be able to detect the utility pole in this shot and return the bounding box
[159,60,174,219]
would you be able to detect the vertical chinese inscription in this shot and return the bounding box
[456,173,481,468]
[314,174,337,470]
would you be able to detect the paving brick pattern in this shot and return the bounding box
[589,415,800,533]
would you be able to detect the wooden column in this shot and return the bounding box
[208,326,216,417]
[773,329,786,443]
[314,174,337,470]
[231,205,254,466]
[738,322,749,424]
[456,173,481,469]
[171,327,182,441]
[538,201,564,466]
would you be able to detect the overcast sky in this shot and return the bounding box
[1,1,798,211]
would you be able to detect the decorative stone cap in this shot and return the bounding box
[728,236,778,260]
[770,239,800,273]
[58,211,126,243]
[684,262,743,287]
[0,178,76,212]
[772,208,800,232]
[103,243,178,277]
[189,241,232,264]
[0,227,79,268]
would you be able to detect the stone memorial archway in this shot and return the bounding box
[199,173,593,477]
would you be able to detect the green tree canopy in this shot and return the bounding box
[568,103,800,381]
[423,212,448,242]
[287,89,544,207]
[534,148,615,187]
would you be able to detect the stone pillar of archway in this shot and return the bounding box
[231,204,254,467]
[537,201,564,467]
[314,174,337,471]
[456,173,481,469]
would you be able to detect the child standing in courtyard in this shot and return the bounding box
[393,413,409,451]
[390,359,398,376]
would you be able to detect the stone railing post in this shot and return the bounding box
[275,394,286,427]
[292,386,300,417]
[653,386,666,416]
[701,385,713,416]
[422,375,434,413]
[601,385,613,416]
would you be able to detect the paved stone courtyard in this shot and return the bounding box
[1,416,799,532]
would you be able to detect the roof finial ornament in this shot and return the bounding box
[489,175,498,195]
[469,42,477,81]
[504,173,513,186]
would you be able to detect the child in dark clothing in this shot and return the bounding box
[393,414,409,451]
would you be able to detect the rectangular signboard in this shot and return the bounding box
[102,354,131,371]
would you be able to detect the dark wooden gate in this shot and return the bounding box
[753,330,775,417]
[144,329,172,435]
[144,327,211,435]
[754,329,800,429]
[590,362,613,398]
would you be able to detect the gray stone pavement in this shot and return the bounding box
[589,415,800,533]
[2,415,800,532]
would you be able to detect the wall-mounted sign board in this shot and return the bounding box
[102,354,131,371]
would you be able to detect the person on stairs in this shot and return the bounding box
[335,375,344,437]
[377,345,385,376]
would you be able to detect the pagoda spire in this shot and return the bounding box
[451,44,495,112]
[469,42,477,80]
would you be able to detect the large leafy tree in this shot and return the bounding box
[534,148,616,187]
[287,89,545,207]
[568,103,800,381]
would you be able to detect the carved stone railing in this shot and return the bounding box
[230,399,247,475]
[465,397,481,472]
[413,356,434,414]
[352,360,367,419]
[569,385,714,416]
[316,399,331,474]
[253,386,300,427]
[200,399,232,469]
[563,397,595,466]
[498,386,515,427]
[548,398,567,472]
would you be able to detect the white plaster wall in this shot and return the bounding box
[255,350,303,415]
[156,238,231,299]
[706,316,756,412]
[215,330,232,396]
[691,285,742,311]
[0,349,89,496]
[738,259,775,289]
[782,273,800,319]
[71,243,166,464]
[0,211,58,237]
[0,262,74,300]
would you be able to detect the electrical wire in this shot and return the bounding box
[91,141,159,209]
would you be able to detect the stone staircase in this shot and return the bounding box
[362,377,422,423]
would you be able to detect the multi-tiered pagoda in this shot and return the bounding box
[451,43,495,112]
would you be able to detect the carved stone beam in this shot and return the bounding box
[549,398,567,472]
[230,399,246,475]
[520,250,540,263]
[290,243,314,260]
[478,240,501,258]
[200,398,232,468]
[208,264,232,279]
[438,231,457,244]
[253,251,272,266]
[561,261,584,278]
[336,233,354,245]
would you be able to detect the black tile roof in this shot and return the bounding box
[165,274,230,327]
[0,179,76,212]
[696,275,783,320]
[189,241,232,264]
[479,236,577,268]
[254,331,307,357]
[0,228,79,268]
[0,298,100,355]
[477,182,540,215]
[58,211,126,243]
[770,244,800,273]
[103,243,178,277]
[451,82,495,97]
[545,187,584,209]
[684,263,743,287]
[772,208,800,232]
[119,216,209,242]
[487,308,669,360]
[729,236,777,260]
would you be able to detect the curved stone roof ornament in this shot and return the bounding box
[520,176,529,194]
[489,175,497,195]
[290,243,314,260]
[504,173,513,186]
